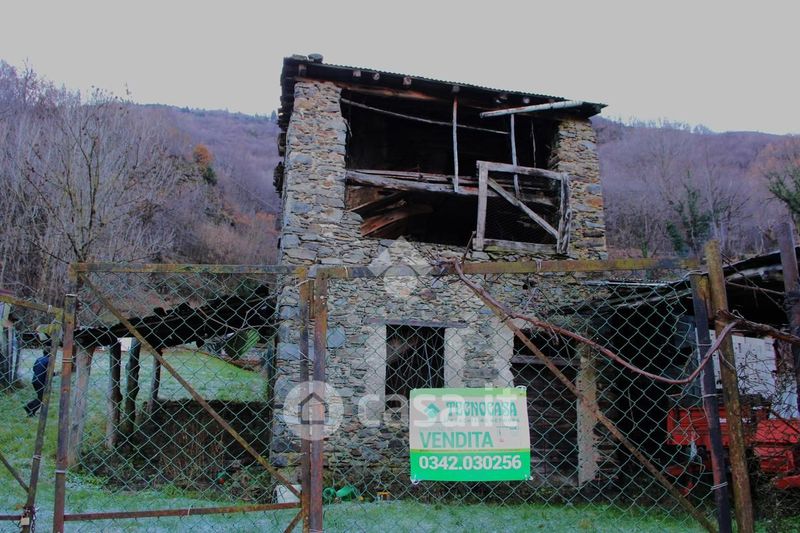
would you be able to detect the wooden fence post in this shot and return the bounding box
[705,240,754,533]
[690,274,733,533]
[776,221,800,418]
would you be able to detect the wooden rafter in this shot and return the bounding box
[345,170,557,209]
[361,204,433,237]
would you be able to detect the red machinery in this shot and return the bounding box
[666,405,800,490]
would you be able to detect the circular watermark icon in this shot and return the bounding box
[280,380,343,441]
[368,237,432,299]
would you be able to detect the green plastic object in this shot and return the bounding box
[335,485,358,501]
[223,328,260,359]
[322,487,336,503]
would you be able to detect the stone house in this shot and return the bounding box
[271,54,610,489]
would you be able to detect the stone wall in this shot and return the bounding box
[271,80,610,484]
[553,119,607,260]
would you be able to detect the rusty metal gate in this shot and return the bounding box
[0,292,62,532]
[51,264,307,532]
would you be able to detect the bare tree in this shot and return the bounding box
[1,66,192,300]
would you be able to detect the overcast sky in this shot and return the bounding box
[2,1,798,134]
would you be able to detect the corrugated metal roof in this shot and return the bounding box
[307,59,574,103]
[278,55,605,129]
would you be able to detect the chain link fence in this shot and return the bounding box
[312,264,718,532]
[0,291,62,532]
[3,256,799,531]
[51,265,303,532]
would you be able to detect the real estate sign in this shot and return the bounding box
[409,387,531,482]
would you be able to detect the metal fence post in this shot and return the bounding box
[53,292,77,533]
[705,240,754,533]
[689,274,732,533]
[298,276,312,533]
[309,274,328,532]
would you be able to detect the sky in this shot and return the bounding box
[2,1,799,134]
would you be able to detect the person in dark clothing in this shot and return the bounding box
[24,346,51,417]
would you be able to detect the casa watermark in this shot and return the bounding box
[280,383,524,441]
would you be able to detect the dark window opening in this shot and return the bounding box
[511,330,577,474]
[512,330,575,365]
[342,91,558,175]
[385,325,445,409]
[341,92,563,249]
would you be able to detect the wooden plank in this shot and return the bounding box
[349,191,406,214]
[480,100,585,118]
[487,177,558,239]
[511,355,575,367]
[510,114,520,197]
[477,160,564,181]
[353,169,555,191]
[348,171,461,194]
[476,163,488,250]
[556,175,571,254]
[361,205,433,236]
[706,241,755,533]
[333,81,440,102]
[346,171,556,208]
[106,342,121,449]
[364,318,469,329]
[483,239,556,254]
[452,97,459,193]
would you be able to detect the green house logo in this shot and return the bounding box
[424,403,441,421]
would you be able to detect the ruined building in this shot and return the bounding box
[271,54,609,488]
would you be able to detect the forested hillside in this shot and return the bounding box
[2,61,799,303]
[595,117,798,258]
[0,63,279,302]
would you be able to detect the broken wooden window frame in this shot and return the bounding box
[475,160,571,255]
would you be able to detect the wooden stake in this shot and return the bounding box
[475,162,488,251]
[452,97,459,193]
[510,115,520,197]
[106,342,121,448]
[705,240,754,533]
[777,221,800,418]
[147,351,162,413]
[120,340,141,435]
[67,345,95,466]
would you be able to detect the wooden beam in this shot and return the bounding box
[348,171,467,195]
[340,98,508,135]
[352,168,555,193]
[706,241,755,533]
[362,205,433,236]
[511,355,575,367]
[349,191,407,214]
[510,114,520,197]
[345,171,557,209]
[364,317,468,329]
[487,177,559,239]
[556,177,571,254]
[453,97,459,193]
[483,239,556,254]
[476,160,564,181]
[476,163,488,251]
[480,100,585,118]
